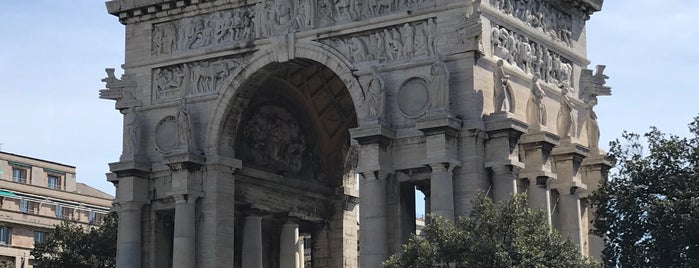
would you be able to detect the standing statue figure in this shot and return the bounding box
[428,58,449,111]
[585,97,600,150]
[493,60,512,112]
[364,66,385,120]
[557,86,574,138]
[176,98,194,150]
[528,74,546,126]
[123,106,141,159]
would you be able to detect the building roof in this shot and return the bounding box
[0,151,75,169]
[76,183,114,200]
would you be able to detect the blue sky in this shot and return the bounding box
[1,1,698,202]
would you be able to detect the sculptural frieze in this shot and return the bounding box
[153,56,246,101]
[320,19,437,63]
[316,0,435,26]
[489,0,573,47]
[239,105,311,175]
[491,24,573,88]
[152,6,254,56]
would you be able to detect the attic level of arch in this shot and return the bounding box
[107,0,601,25]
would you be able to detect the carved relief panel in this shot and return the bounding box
[152,55,249,101]
[320,18,438,64]
[489,0,573,47]
[237,105,321,180]
[152,6,254,56]
[490,23,573,88]
[151,0,441,56]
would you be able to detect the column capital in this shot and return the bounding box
[520,130,560,149]
[416,114,462,137]
[484,111,528,134]
[109,160,150,178]
[163,151,205,172]
[428,161,460,174]
[117,200,145,212]
[173,193,199,205]
[551,181,588,196]
[349,124,395,146]
[360,170,392,181]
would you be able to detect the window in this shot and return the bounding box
[11,168,27,183]
[47,175,61,190]
[55,205,74,220]
[0,227,10,245]
[89,212,106,225]
[33,231,46,244]
[19,200,28,213]
[20,200,39,214]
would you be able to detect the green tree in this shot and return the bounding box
[384,194,595,268]
[590,117,699,267]
[31,212,117,268]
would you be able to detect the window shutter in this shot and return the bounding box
[19,200,28,213]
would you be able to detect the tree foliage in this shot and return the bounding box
[590,117,699,267]
[31,212,118,268]
[384,194,595,268]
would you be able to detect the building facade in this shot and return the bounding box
[0,152,113,268]
[102,0,610,267]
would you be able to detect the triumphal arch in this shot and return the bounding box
[101,0,610,267]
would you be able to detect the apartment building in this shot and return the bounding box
[0,151,113,268]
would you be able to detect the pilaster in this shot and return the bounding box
[484,111,527,201]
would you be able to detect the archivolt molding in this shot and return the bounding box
[204,41,363,157]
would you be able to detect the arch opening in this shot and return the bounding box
[220,58,359,268]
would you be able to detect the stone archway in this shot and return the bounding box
[209,51,360,268]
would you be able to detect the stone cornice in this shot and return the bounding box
[106,0,234,24]
[557,0,604,19]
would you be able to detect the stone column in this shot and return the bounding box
[417,114,462,222]
[172,194,197,268]
[297,235,305,268]
[164,152,204,268]
[359,171,389,268]
[116,201,144,268]
[350,124,394,268]
[557,187,583,248]
[527,176,552,223]
[280,221,300,268]
[108,161,149,268]
[581,154,612,260]
[519,130,559,224]
[242,214,263,268]
[551,140,589,252]
[490,165,521,202]
[484,112,527,201]
[430,163,455,221]
[198,157,239,267]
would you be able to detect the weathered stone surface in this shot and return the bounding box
[103,0,609,266]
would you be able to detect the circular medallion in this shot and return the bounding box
[155,116,178,153]
[397,78,429,118]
